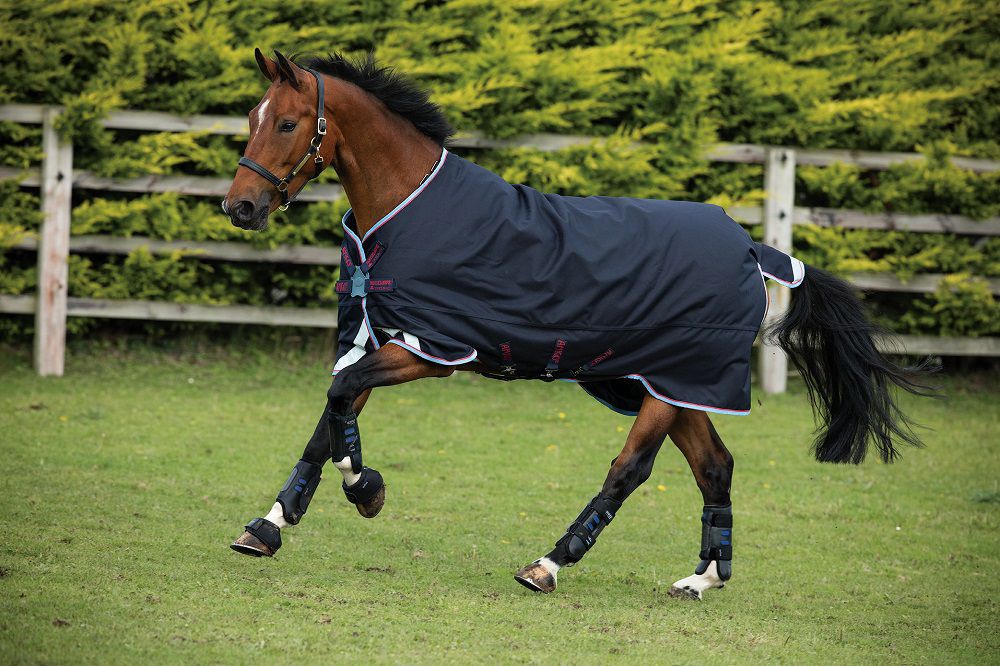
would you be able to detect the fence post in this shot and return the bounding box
[34,107,73,376]
[760,148,795,394]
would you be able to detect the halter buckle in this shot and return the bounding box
[317,117,327,135]
[314,155,324,165]
[276,181,289,192]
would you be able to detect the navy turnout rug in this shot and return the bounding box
[333,149,804,416]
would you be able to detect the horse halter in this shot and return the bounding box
[237,68,327,211]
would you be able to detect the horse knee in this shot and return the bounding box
[629,454,658,487]
[603,448,659,500]
[327,373,358,413]
[698,453,733,504]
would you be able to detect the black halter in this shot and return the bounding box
[237,68,328,211]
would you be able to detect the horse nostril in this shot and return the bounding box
[233,199,255,223]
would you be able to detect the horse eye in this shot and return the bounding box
[279,121,297,132]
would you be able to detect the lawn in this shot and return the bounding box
[0,344,997,664]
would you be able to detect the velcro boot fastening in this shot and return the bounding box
[555,494,623,565]
[275,459,322,525]
[245,517,282,553]
[329,411,363,474]
[694,504,733,580]
[342,466,384,505]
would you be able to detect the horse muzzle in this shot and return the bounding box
[222,194,270,231]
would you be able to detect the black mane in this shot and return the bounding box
[298,52,453,146]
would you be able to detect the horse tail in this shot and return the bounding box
[766,265,934,464]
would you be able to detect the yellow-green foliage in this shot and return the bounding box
[1,1,998,338]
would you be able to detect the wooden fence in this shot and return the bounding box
[1,103,998,388]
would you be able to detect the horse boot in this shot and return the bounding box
[515,494,622,593]
[329,410,385,518]
[669,504,732,600]
[231,458,322,557]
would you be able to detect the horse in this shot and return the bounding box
[222,49,929,600]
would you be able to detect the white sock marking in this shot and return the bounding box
[334,456,362,487]
[264,501,289,529]
[537,557,560,579]
[671,560,725,598]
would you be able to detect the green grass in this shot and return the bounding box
[0,345,998,664]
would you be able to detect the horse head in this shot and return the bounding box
[223,48,337,230]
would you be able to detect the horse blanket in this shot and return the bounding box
[333,149,804,416]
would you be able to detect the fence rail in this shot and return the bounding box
[1,104,997,383]
[8,103,1000,173]
[4,293,994,357]
[13,234,1000,295]
[8,164,1000,237]
[0,294,337,327]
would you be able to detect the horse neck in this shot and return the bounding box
[327,79,442,238]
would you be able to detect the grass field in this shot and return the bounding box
[0,344,997,664]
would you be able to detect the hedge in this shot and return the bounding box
[1,0,997,339]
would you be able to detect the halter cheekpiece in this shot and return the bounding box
[237,68,327,211]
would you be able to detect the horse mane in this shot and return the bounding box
[297,52,454,147]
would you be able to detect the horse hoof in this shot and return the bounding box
[668,585,702,601]
[230,530,276,557]
[668,561,725,600]
[514,561,556,594]
[355,483,385,518]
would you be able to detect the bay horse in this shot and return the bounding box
[222,49,928,600]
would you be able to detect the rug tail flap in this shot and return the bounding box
[756,243,805,288]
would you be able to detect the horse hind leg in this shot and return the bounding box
[667,410,734,600]
[514,395,679,593]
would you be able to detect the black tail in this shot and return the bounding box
[767,266,934,464]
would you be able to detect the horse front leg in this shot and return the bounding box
[230,344,453,557]
[666,409,735,600]
[514,394,679,593]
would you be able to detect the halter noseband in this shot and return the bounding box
[237,68,327,211]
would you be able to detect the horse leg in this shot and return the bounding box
[231,344,452,557]
[514,394,679,593]
[666,409,735,600]
[229,389,372,557]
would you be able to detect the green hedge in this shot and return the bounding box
[1,0,998,339]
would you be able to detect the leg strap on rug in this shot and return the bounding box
[328,411,363,474]
[245,517,282,552]
[695,504,732,581]
[554,494,623,565]
[342,466,384,505]
[275,459,322,525]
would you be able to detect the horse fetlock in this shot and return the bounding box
[328,410,362,474]
[553,494,622,565]
[275,459,323,525]
[231,517,282,557]
[342,466,385,518]
[697,504,733,581]
[669,560,726,601]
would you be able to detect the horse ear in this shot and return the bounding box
[254,47,277,81]
[273,50,302,91]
